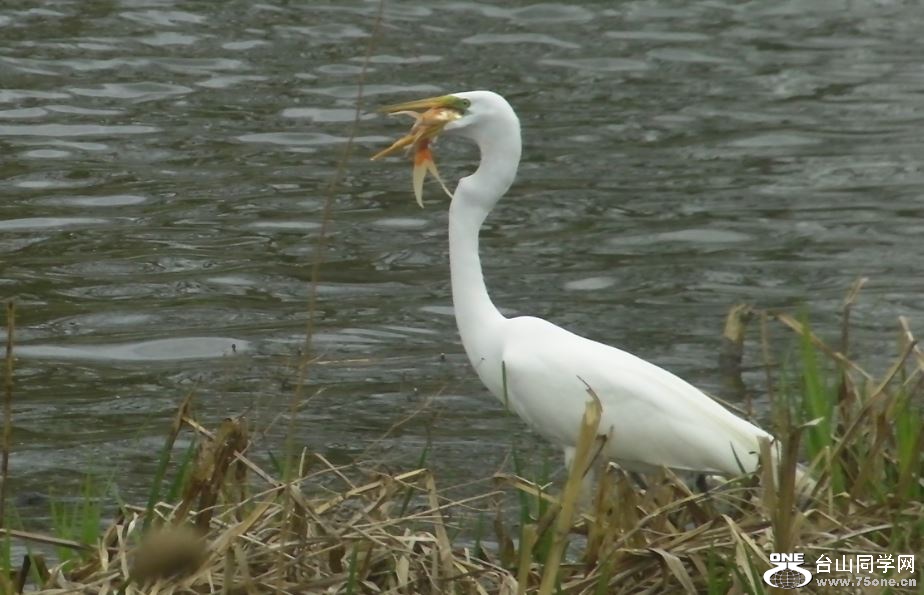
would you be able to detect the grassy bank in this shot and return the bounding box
[0,302,921,594]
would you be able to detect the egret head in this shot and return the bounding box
[439,91,516,140]
[372,91,516,206]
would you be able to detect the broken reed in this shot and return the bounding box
[0,306,921,594]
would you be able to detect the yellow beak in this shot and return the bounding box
[372,94,467,207]
[377,94,469,115]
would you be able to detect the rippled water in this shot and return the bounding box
[2,1,923,520]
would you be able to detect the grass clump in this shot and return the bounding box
[47,478,105,566]
[0,301,920,594]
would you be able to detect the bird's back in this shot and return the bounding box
[498,316,770,475]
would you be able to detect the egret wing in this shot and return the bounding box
[500,316,768,475]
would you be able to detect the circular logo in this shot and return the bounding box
[762,554,813,589]
[767,568,807,589]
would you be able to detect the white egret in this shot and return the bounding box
[373,90,784,483]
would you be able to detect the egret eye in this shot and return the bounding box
[445,96,470,111]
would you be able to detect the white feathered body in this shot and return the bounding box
[421,89,779,479]
[470,315,770,475]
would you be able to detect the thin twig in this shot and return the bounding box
[1,301,14,529]
[286,0,387,458]
[840,276,867,357]
[759,310,776,421]
[0,527,91,552]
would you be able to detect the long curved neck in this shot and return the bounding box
[448,115,521,391]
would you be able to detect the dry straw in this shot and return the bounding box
[0,301,919,594]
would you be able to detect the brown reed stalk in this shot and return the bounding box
[536,390,601,595]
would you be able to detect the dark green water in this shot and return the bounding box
[2,0,923,522]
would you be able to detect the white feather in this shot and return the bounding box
[435,90,780,480]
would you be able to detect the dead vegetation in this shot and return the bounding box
[0,299,920,594]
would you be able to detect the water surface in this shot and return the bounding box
[2,0,923,521]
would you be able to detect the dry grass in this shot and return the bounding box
[1,304,921,594]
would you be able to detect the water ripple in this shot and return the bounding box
[304,83,442,98]
[222,40,269,51]
[281,107,372,122]
[606,30,711,42]
[140,32,199,46]
[22,149,70,159]
[0,107,46,119]
[54,58,151,72]
[45,105,124,115]
[277,23,367,40]
[69,82,192,100]
[364,54,442,65]
[236,132,380,146]
[41,195,148,207]
[4,0,923,519]
[120,10,205,27]
[17,337,245,362]
[511,3,594,23]
[0,89,70,102]
[0,123,158,136]
[564,276,617,291]
[199,75,268,89]
[0,217,110,231]
[539,57,650,72]
[463,33,580,49]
